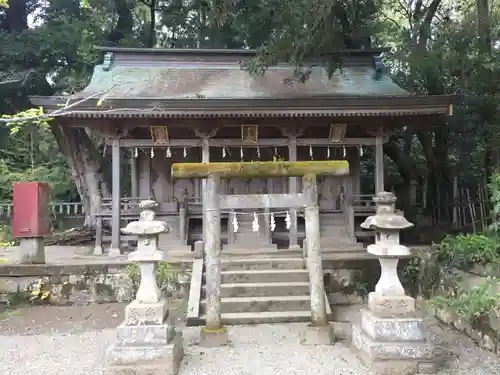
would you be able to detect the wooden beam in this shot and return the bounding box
[172,160,349,179]
[115,139,202,147]
[220,194,307,210]
[109,137,378,148]
[297,138,377,146]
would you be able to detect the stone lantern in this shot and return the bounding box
[105,200,183,375]
[352,192,436,375]
[361,191,413,297]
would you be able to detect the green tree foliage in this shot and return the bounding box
[0,0,499,230]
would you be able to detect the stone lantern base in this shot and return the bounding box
[105,299,183,375]
[352,292,436,375]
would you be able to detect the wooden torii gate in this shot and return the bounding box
[172,160,349,343]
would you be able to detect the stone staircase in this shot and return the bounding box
[320,213,362,251]
[223,214,277,251]
[187,249,332,326]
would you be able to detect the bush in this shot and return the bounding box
[438,234,500,268]
[430,277,500,323]
[125,261,177,298]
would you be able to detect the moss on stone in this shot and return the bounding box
[172,160,349,179]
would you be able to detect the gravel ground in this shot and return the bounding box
[0,304,499,375]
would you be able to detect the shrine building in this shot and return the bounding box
[30,47,454,256]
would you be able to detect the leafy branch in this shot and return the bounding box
[0,81,148,125]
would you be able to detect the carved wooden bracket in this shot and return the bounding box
[193,127,220,138]
[280,125,305,138]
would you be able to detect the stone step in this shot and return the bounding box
[320,223,347,229]
[220,257,306,271]
[321,244,364,252]
[223,244,278,252]
[221,249,302,258]
[203,281,310,298]
[199,310,311,325]
[218,269,309,283]
[320,220,347,225]
[200,295,311,314]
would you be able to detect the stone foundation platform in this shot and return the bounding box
[106,299,183,375]
[352,303,436,375]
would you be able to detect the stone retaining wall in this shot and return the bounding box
[425,265,500,355]
[0,262,192,306]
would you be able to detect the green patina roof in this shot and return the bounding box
[73,48,409,100]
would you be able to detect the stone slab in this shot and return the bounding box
[19,237,45,264]
[199,326,229,347]
[106,331,183,375]
[353,346,438,375]
[116,314,176,346]
[360,308,426,342]
[368,292,416,318]
[352,324,433,362]
[164,246,193,257]
[186,259,203,324]
[302,324,334,346]
[125,299,168,326]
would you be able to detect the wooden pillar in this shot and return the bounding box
[138,153,151,198]
[288,136,299,248]
[179,205,187,245]
[302,174,328,327]
[202,137,210,242]
[110,138,121,256]
[204,173,222,329]
[130,152,138,198]
[375,135,384,193]
[409,180,418,206]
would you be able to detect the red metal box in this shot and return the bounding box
[12,182,52,238]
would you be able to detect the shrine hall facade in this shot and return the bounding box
[31,47,454,255]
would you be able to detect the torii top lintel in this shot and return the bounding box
[171,161,349,179]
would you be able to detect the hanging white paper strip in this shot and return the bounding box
[166,147,172,158]
[359,146,364,157]
[150,148,154,158]
[183,147,187,158]
[252,212,259,232]
[222,147,227,158]
[240,147,244,160]
[343,146,347,158]
[285,211,291,230]
[327,147,331,159]
[134,148,138,158]
[309,145,313,160]
[257,146,260,159]
[270,213,276,232]
[232,214,239,233]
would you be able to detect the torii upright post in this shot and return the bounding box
[172,160,350,346]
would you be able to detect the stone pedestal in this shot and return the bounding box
[19,237,45,264]
[105,200,183,375]
[352,192,436,375]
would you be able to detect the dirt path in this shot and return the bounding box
[0,300,186,336]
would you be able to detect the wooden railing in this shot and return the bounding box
[351,194,376,214]
[0,201,84,217]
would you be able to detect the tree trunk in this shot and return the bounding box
[51,123,110,229]
[4,0,27,32]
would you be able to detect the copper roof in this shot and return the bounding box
[30,47,455,119]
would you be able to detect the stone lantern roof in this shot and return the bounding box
[360,192,413,231]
